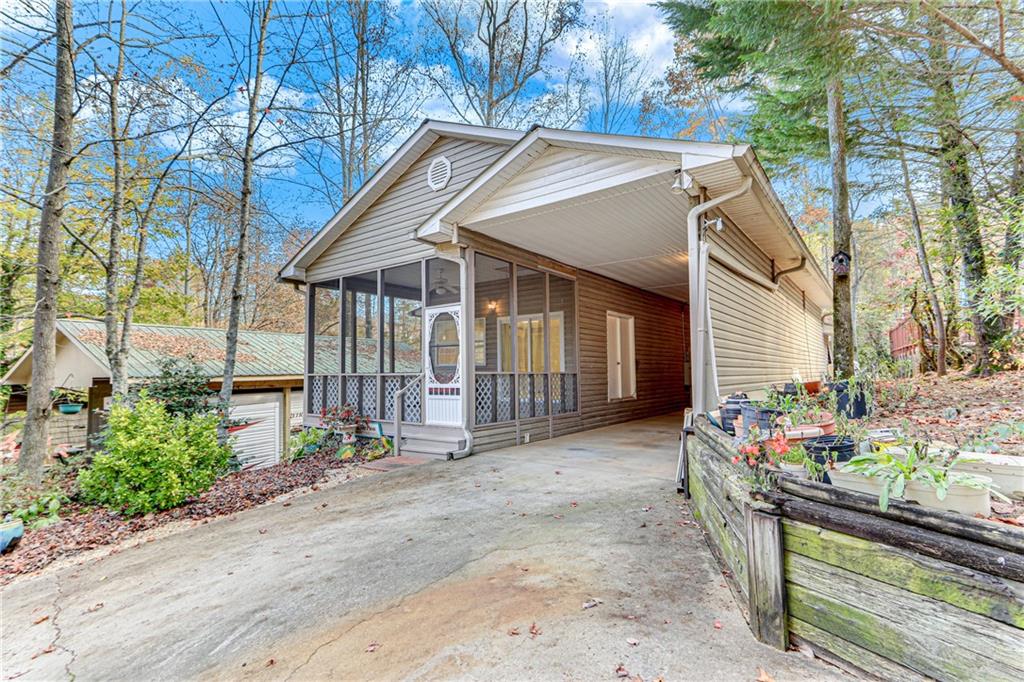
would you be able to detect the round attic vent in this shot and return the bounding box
[426,155,452,191]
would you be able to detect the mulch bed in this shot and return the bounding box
[868,369,1024,453]
[1,449,375,584]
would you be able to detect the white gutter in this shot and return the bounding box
[686,176,753,422]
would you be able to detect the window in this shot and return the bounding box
[309,281,340,375]
[607,312,636,400]
[382,262,422,373]
[428,312,459,383]
[474,318,486,366]
[498,313,564,372]
[426,257,460,306]
[342,271,379,373]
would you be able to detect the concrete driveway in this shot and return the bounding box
[2,415,842,681]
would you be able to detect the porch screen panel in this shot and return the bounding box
[309,280,340,413]
[516,266,547,418]
[549,275,577,414]
[343,271,379,374]
[474,254,512,424]
[342,271,379,418]
[383,262,422,374]
[426,257,460,306]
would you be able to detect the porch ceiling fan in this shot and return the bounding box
[429,271,456,296]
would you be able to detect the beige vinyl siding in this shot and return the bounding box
[305,137,511,281]
[705,208,828,396]
[466,230,690,452]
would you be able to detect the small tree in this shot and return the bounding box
[138,355,214,418]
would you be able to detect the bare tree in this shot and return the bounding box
[589,21,650,134]
[20,0,74,483]
[421,0,584,127]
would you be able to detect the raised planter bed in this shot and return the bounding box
[682,416,1024,681]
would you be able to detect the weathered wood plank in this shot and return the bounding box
[779,477,1024,553]
[789,618,928,682]
[773,494,1024,582]
[745,507,788,650]
[784,519,1024,628]
[687,444,750,599]
[787,554,1024,681]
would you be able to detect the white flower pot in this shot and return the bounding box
[954,452,1024,500]
[779,462,808,479]
[829,469,887,497]
[905,479,991,517]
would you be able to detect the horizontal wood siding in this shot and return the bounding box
[578,270,688,430]
[466,228,689,452]
[706,209,828,395]
[306,137,510,281]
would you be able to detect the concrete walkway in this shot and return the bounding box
[1,415,843,681]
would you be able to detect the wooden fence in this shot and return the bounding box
[683,417,1024,681]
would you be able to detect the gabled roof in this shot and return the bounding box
[278,120,520,283]
[2,320,306,386]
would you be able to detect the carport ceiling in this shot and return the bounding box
[464,171,692,302]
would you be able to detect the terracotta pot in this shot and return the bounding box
[796,411,836,436]
[802,381,822,395]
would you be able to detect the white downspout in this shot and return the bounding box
[686,175,753,423]
[449,224,474,459]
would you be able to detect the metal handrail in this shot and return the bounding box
[393,373,424,457]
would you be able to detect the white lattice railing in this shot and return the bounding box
[474,372,577,424]
[308,374,422,423]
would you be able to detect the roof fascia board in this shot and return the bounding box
[279,120,521,281]
[416,129,742,240]
[735,149,832,295]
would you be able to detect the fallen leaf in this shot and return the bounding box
[85,603,104,613]
[31,645,55,660]
[555,470,562,475]
[507,627,520,636]
[582,598,603,610]
[639,522,647,528]
[713,620,722,630]
[641,505,653,512]
[615,663,630,678]
[365,641,382,653]
[626,638,639,646]
[570,501,578,508]
[258,529,268,535]
[529,622,542,638]
[553,514,564,519]
[33,615,49,625]
[265,659,276,667]
[756,666,775,682]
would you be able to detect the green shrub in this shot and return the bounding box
[136,355,216,418]
[78,396,231,515]
[1,467,69,529]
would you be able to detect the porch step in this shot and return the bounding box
[398,437,465,458]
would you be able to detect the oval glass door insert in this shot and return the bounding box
[429,312,459,384]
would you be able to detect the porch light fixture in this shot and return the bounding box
[487,300,498,313]
[831,250,851,277]
[670,169,689,195]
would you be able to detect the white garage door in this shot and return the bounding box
[229,396,281,469]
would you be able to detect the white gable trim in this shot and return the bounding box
[278,120,520,283]
[414,127,742,243]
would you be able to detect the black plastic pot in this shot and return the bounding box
[740,400,757,434]
[719,393,747,435]
[781,383,800,396]
[804,435,857,484]
[828,381,869,419]
[755,406,784,433]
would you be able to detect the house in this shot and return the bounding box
[279,121,833,458]
[2,320,305,467]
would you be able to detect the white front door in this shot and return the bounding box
[424,304,462,425]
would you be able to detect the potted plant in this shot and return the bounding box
[838,442,1007,515]
[52,388,86,414]
[320,404,370,445]
[777,443,812,479]
[732,425,792,490]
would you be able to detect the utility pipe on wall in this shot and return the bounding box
[686,175,753,421]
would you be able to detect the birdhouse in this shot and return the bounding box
[831,250,851,277]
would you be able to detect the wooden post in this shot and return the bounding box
[745,504,788,650]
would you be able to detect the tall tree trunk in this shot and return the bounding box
[220,0,272,415]
[104,1,129,396]
[898,146,947,375]
[826,77,855,379]
[20,0,75,483]
[929,20,998,374]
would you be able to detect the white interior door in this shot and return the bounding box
[607,312,636,400]
[425,304,462,425]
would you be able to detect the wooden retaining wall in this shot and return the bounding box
[684,417,1024,681]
